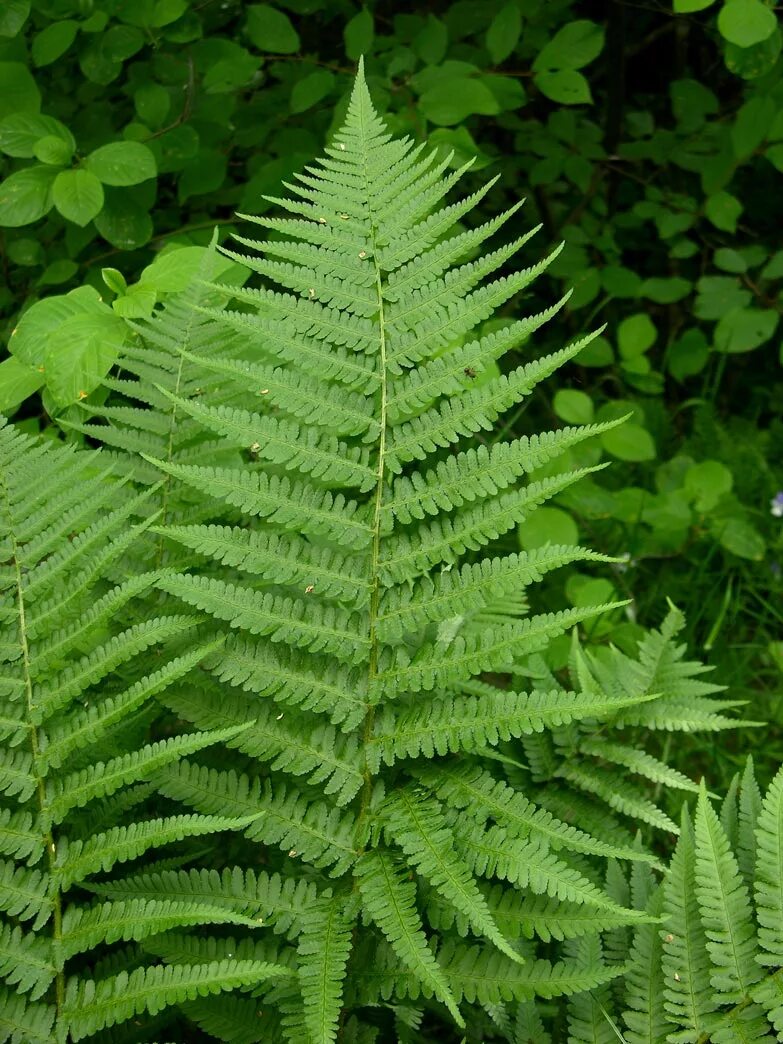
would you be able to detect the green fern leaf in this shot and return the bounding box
[354,847,464,1027]
[0,922,55,1000]
[0,985,54,1043]
[58,897,263,962]
[56,813,259,889]
[416,763,655,863]
[46,725,247,823]
[290,894,357,1044]
[754,763,783,966]
[661,805,718,1042]
[86,865,317,938]
[155,761,358,874]
[694,783,762,1003]
[62,959,291,1040]
[383,788,522,963]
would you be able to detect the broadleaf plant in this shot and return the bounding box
[0,62,757,1043]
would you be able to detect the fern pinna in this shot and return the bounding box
[130,63,684,1040]
[0,422,290,1042]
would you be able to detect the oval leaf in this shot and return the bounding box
[86,141,157,186]
[52,169,104,226]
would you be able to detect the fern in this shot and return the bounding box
[0,421,252,1039]
[0,63,756,1043]
[618,759,783,1043]
[131,63,726,1040]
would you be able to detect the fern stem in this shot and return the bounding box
[354,97,390,853]
[0,475,66,1018]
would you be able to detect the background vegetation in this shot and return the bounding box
[0,0,781,813]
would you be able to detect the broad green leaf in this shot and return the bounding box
[202,50,260,94]
[33,135,74,166]
[178,149,227,202]
[0,113,74,158]
[290,70,335,114]
[134,83,170,126]
[533,20,604,71]
[44,312,128,406]
[766,143,783,172]
[413,15,448,65]
[668,329,710,380]
[618,314,657,357]
[101,267,127,295]
[117,0,186,26]
[9,286,106,366]
[717,0,777,47]
[102,24,145,61]
[684,461,733,512]
[52,169,104,226]
[86,142,157,186]
[731,96,775,159]
[94,193,153,249]
[150,0,187,26]
[640,276,692,303]
[486,4,522,64]
[137,245,238,295]
[717,518,765,560]
[713,247,748,273]
[32,19,78,66]
[0,356,44,414]
[553,389,594,425]
[0,166,57,227]
[149,126,199,175]
[704,190,742,232]
[344,9,374,60]
[6,237,43,266]
[0,63,40,119]
[602,266,642,298]
[0,0,29,37]
[518,507,579,551]
[601,423,656,462]
[670,78,718,128]
[714,307,778,353]
[535,70,592,105]
[694,276,750,319]
[724,32,781,79]
[112,285,158,319]
[429,126,492,169]
[246,4,300,53]
[762,250,783,279]
[38,259,78,286]
[673,0,715,9]
[566,574,615,608]
[419,78,500,125]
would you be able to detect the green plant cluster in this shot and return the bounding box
[2,64,777,1042]
[0,1,781,774]
[0,3,781,1040]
